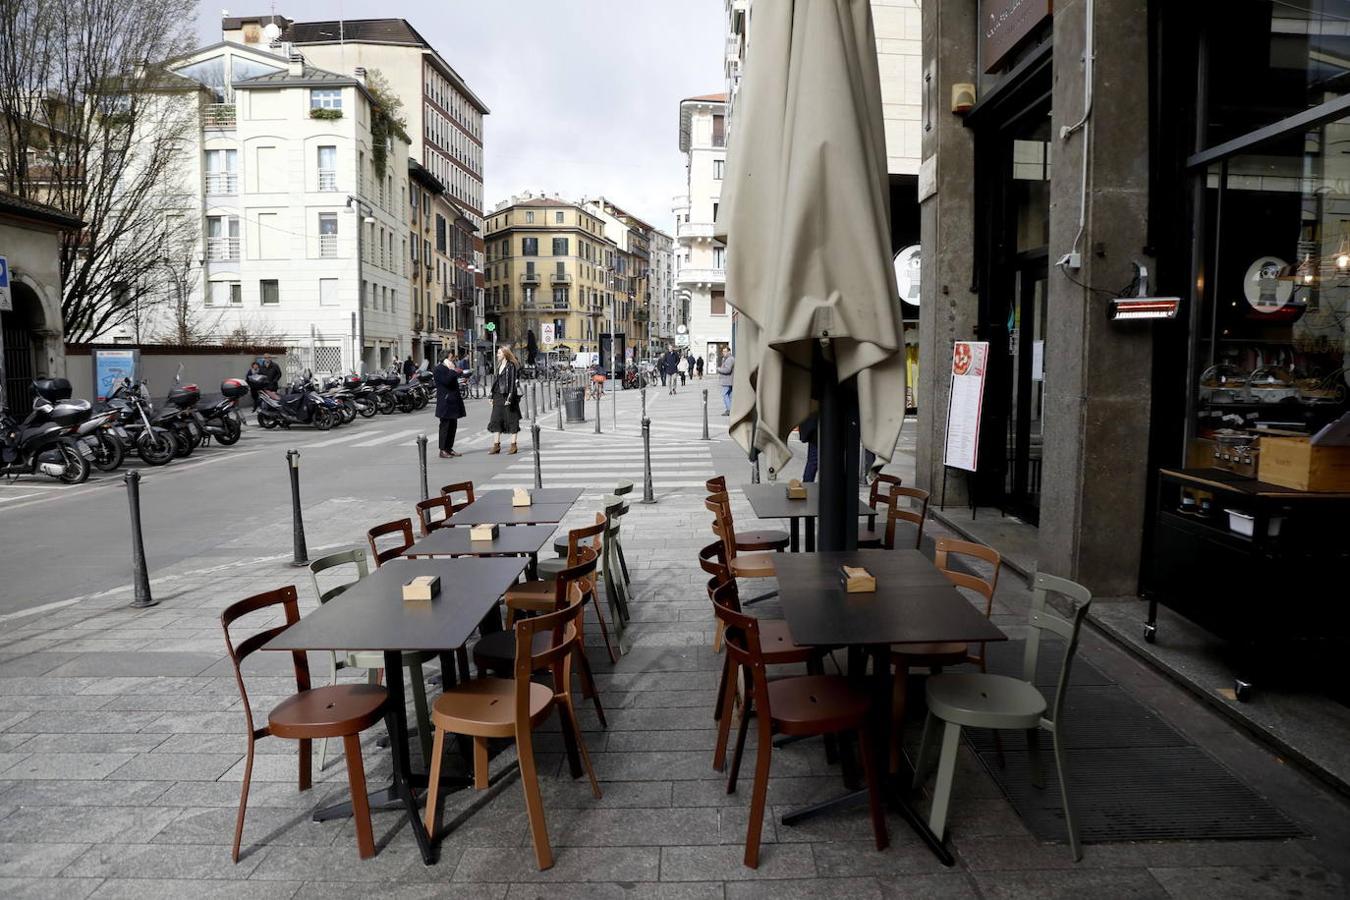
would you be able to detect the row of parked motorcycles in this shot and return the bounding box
[0,366,440,485]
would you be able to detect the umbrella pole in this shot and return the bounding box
[814,341,859,552]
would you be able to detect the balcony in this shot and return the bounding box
[205,172,237,194]
[520,271,541,285]
[206,236,240,261]
[318,170,338,192]
[549,300,570,311]
[676,266,726,287]
[677,221,715,240]
[726,34,741,62]
[203,103,236,128]
[319,234,338,258]
[550,273,573,284]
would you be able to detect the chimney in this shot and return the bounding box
[287,50,304,77]
[353,66,367,84]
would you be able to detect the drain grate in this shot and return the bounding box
[965,684,1189,753]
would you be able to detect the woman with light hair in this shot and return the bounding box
[488,345,522,454]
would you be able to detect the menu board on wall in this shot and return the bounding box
[943,341,989,473]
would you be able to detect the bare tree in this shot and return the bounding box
[0,0,200,342]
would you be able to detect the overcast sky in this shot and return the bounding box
[197,1,725,231]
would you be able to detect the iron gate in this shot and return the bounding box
[0,310,35,413]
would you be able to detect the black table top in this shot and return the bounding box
[741,482,872,520]
[450,502,575,526]
[474,488,584,507]
[263,557,527,653]
[407,524,555,557]
[774,550,1008,648]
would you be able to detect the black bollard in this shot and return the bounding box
[286,448,309,566]
[641,386,647,419]
[531,381,538,421]
[556,386,564,431]
[123,471,156,608]
[702,389,710,440]
[641,417,656,504]
[532,422,543,489]
[594,388,602,434]
[416,434,429,500]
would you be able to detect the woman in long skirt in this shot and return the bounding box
[488,345,522,454]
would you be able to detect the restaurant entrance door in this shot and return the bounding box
[1004,257,1047,523]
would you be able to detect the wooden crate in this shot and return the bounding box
[1257,436,1350,492]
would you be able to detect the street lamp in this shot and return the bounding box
[346,195,376,372]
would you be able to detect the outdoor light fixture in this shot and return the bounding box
[1108,263,1179,322]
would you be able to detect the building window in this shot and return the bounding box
[260,279,280,305]
[712,113,726,147]
[204,149,237,193]
[710,290,727,315]
[318,212,338,257]
[555,261,566,278]
[713,158,725,180]
[522,237,538,256]
[317,145,337,190]
[552,237,568,256]
[555,210,564,224]
[206,215,240,260]
[319,277,339,306]
[554,317,566,339]
[435,214,447,252]
[713,246,725,269]
[311,88,342,110]
[207,281,241,306]
[552,287,568,308]
[525,210,535,223]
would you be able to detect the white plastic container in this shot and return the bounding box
[1225,509,1255,537]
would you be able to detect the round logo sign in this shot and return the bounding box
[894,245,921,306]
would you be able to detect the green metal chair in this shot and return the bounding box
[912,571,1093,860]
[600,496,632,629]
[308,547,435,770]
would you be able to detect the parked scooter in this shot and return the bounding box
[251,370,338,430]
[105,378,178,466]
[344,372,379,418]
[199,378,247,445]
[1,378,92,484]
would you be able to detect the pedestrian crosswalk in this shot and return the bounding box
[486,437,716,491]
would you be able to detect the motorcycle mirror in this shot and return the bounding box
[175,363,184,384]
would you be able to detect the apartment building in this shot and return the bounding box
[408,160,478,365]
[125,41,411,372]
[483,195,617,357]
[583,198,654,367]
[648,229,678,349]
[674,94,732,365]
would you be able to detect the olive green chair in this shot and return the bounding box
[912,571,1093,861]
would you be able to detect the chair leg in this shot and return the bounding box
[575,648,607,729]
[298,738,312,791]
[321,652,339,770]
[231,743,254,863]
[858,725,889,850]
[562,695,602,798]
[473,737,490,790]
[805,657,838,766]
[408,659,433,769]
[589,597,620,665]
[726,694,752,794]
[1052,730,1082,861]
[423,726,447,836]
[342,734,376,859]
[1026,728,1044,789]
[616,538,631,586]
[713,658,738,772]
[743,721,773,869]
[517,728,554,871]
[456,646,472,683]
[912,711,936,789]
[927,721,962,842]
[712,619,724,653]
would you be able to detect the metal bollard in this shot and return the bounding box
[532,422,543,489]
[556,386,564,431]
[702,389,710,440]
[416,434,429,500]
[123,471,156,608]
[286,448,309,566]
[641,386,647,418]
[530,382,538,421]
[641,417,656,504]
[594,388,602,434]
[612,374,617,428]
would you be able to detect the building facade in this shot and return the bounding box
[584,198,654,368]
[648,228,678,349]
[675,94,732,366]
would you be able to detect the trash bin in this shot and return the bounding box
[564,386,587,423]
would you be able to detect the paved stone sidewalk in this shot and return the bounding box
[1,392,1348,898]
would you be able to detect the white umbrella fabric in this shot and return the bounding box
[715,0,904,475]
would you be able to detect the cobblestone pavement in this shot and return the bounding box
[1,386,1348,898]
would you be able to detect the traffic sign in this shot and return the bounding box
[484,322,496,333]
[541,323,555,345]
[0,257,10,312]
[675,334,690,347]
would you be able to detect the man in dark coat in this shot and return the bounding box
[433,352,466,458]
[258,353,282,390]
[402,355,417,383]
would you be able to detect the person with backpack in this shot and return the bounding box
[488,345,522,454]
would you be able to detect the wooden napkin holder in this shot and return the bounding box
[469,523,499,542]
[402,574,440,603]
[512,487,532,507]
[786,479,807,499]
[840,565,876,593]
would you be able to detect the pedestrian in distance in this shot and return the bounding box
[258,353,282,391]
[246,361,262,410]
[434,352,466,458]
[658,349,668,386]
[402,355,417,384]
[677,352,689,387]
[488,345,523,455]
[718,346,734,415]
[665,347,680,396]
[695,355,704,379]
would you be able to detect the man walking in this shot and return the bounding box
[433,352,466,458]
[258,353,282,391]
[717,346,734,415]
[402,355,417,384]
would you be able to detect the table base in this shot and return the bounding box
[779,775,954,866]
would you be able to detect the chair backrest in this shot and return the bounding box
[705,491,739,559]
[439,481,475,513]
[613,480,634,497]
[710,580,767,705]
[868,473,902,511]
[697,539,729,580]
[566,517,606,566]
[1024,572,1093,728]
[705,475,727,495]
[603,497,626,537]
[513,590,586,715]
[883,486,930,549]
[308,547,369,605]
[553,545,599,610]
[415,496,454,536]
[220,586,310,737]
[367,518,414,568]
[934,538,1000,616]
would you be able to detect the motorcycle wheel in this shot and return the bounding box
[170,426,193,458]
[214,417,242,446]
[356,398,377,418]
[414,391,429,410]
[92,432,124,472]
[340,401,357,424]
[312,407,334,431]
[57,442,91,484]
[185,418,206,448]
[376,393,395,414]
[137,429,175,466]
[257,411,279,429]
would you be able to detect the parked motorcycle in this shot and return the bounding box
[344,373,379,418]
[251,370,337,430]
[198,378,247,445]
[1,378,92,484]
[105,378,178,466]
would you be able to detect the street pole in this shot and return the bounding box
[557,384,564,431]
[702,388,710,440]
[286,449,309,566]
[124,471,156,608]
[415,434,429,500]
[532,422,543,489]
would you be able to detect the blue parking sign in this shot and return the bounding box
[0,256,11,312]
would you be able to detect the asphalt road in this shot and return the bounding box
[0,378,747,617]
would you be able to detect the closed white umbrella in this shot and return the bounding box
[715,0,904,478]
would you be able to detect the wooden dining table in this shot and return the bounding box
[263,556,528,865]
[406,523,555,578]
[772,549,1008,865]
[741,482,872,551]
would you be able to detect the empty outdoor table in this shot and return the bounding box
[773,549,1008,865]
[741,482,871,551]
[471,487,583,507]
[407,523,554,578]
[263,555,528,865]
[451,502,575,526]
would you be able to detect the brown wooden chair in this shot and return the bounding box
[858,486,930,550]
[506,517,618,664]
[221,586,388,862]
[889,537,1002,770]
[415,496,455,536]
[473,549,607,728]
[858,473,902,542]
[715,581,887,868]
[705,493,776,579]
[367,518,414,567]
[699,541,829,772]
[440,480,475,513]
[424,587,601,871]
[705,476,790,552]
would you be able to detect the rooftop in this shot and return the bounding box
[0,191,84,231]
